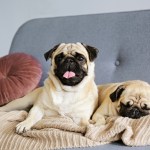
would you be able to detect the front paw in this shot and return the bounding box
[80,118,90,127]
[92,114,106,126]
[95,119,106,126]
[16,120,32,134]
[92,116,106,126]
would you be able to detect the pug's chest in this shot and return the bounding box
[52,92,82,115]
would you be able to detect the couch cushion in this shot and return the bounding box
[0,53,42,106]
[9,10,150,86]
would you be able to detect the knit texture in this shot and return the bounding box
[0,111,150,150]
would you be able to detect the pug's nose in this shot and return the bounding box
[131,107,140,118]
[65,58,74,64]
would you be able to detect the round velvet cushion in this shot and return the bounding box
[0,53,42,106]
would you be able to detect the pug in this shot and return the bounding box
[92,80,150,125]
[0,42,99,134]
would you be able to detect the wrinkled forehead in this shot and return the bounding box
[54,43,88,57]
[124,84,150,98]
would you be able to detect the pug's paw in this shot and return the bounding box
[16,120,32,134]
[93,117,106,126]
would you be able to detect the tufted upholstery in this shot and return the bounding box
[9,10,150,149]
[9,10,150,87]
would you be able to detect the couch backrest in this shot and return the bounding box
[9,10,150,86]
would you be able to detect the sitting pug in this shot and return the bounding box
[92,80,150,125]
[0,43,99,134]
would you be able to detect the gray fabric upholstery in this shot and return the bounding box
[9,10,150,149]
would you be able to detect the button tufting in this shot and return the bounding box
[115,60,120,66]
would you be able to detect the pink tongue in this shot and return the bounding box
[63,71,75,79]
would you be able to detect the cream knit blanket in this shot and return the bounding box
[0,111,150,150]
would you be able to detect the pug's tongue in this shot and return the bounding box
[63,71,75,79]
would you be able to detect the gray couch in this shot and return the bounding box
[9,10,150,150]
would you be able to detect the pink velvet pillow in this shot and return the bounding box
[0,53,42,106]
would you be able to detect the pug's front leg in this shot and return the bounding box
[16,106,44,134]
[80,117,90,126]
[92,113,106,126]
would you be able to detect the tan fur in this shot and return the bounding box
[0,43,98,134]
[92,80,150,125]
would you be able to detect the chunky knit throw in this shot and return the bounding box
[0,111,150,150]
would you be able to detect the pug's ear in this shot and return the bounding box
[109,85,125,102]
[81,43,99,61]
[44,44,60,61]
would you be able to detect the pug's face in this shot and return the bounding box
[110,81,150,119]
[44,43,98,86]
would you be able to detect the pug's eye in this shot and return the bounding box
[141,104,150,110]
[77,56,85,61]
[75,53,85,62]
[126,101,133,107]
[57,56,63,61]
[55,53,64,62]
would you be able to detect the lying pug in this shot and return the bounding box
[92,80,150,125]
[0,42,99,134]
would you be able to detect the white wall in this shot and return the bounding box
[0,0,150,56]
